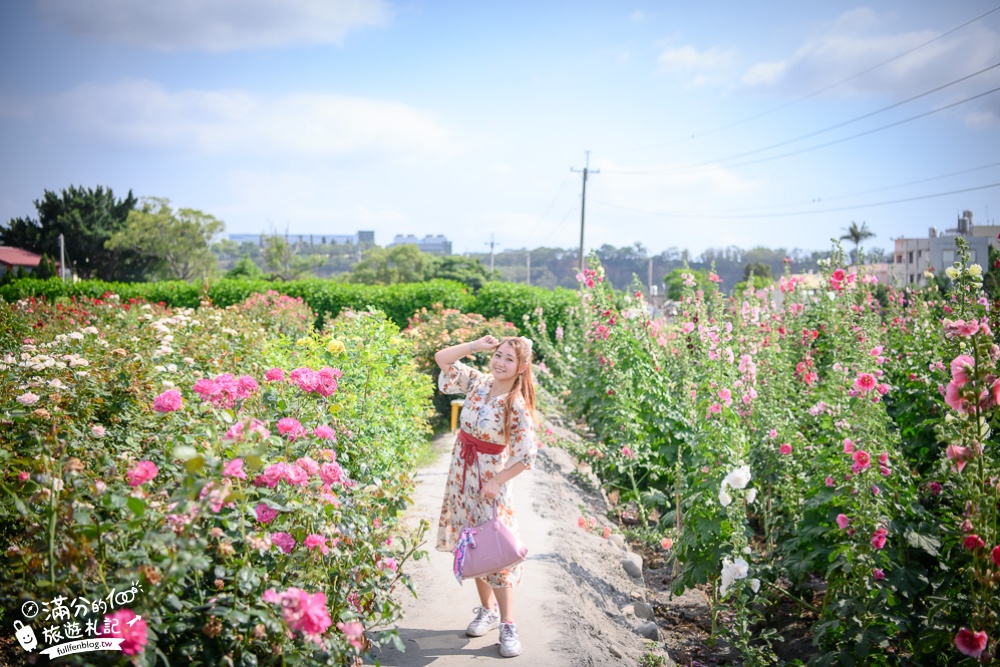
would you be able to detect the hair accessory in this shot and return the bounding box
[518,336,533,350]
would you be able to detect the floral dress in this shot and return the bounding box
[437,360,538,588]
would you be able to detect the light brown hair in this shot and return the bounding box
[495,337,538,445]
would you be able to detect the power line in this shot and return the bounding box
[604,4,1000,155]
[590,182,1000,220]
[571,151,599,272]
[607,84,1000,176]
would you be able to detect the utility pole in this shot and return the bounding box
[486,234,497,273]
[58,233,66,281]
[571,151,599,273]
[526,250,531,286]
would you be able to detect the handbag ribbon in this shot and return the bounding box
[457,430,506,494]
[452,525,478,583]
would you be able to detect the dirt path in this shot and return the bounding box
[366,427,678,667]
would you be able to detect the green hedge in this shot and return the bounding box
[1,277,579,334]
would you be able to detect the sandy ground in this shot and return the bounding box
[366,425,678,667]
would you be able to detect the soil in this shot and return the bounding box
[365,421,736,667]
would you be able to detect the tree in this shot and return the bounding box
[350,245,439,285]
[433,256,499,290]
[743,261,772,282]
[840,221,875,265]
[105,197,224,281]
[262,234,326,281]
[663,267,713,300]
[225,256,264,279]
[0,185,139,280]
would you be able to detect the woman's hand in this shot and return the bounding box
[473,335,500,352]
[480,477,502,501]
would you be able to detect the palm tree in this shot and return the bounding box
[840,221,875,264]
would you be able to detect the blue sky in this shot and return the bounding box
[1,0,999,258]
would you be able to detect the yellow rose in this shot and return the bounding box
[968,264,983,279]
[296,337,311,347]
[326,339,346,355]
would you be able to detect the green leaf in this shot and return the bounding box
[126,496,145,518]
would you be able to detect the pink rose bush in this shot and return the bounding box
[263,587,332,645]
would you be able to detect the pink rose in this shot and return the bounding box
[313,425,337,441]
[222,458,246,479]
[304,534,329,554]
[779,443,792,455]
[271,532,296,554]
[152,389,182,413]
[127,461,158,487]
[255,503,278,524]
[264,367,285,382]
[338,620,365,650]
[104,609,148,656]
[277,417,305,440]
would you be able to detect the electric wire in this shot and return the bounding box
[604,4,1000,155]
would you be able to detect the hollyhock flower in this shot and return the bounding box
[718,388,733,405]
[852,450,871,470]
[944,319,981,339]
[873,568,885,581]
[104,609,148,656]
[950,355,975,387]
[304,534,329,554]
[779,443,793,455]
[955,628,988,658]
[723,465,752,490]
[313,425,337,441]
[945,381,972,414]
[876,383,890,395]
[271,532,297,554]
[991,545,1000,567]
[338,620,366,650]
[825,476,834,487]
[222,458,246,479]
[621,446,634,459]
[854,373,877,393]
[831,268,846,281]
[719,488,733,507]
[602,526,612,539]
[871,527,888,550]
[577,516,587,529]
[946,444,973,473]
[843,439,855,454]
[277,417,305,440]
[255,503,278,524]
[927,481,942,495]
[152,389,182,413]
[768,429,777,439]
[963,534,985,551]
[264,367,285,382]
[836,514,850,530]
[719,557,750,597]
[127,461,158,487]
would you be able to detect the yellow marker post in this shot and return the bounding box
[450,399,464,432]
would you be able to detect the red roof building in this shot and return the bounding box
[0,246,59,275]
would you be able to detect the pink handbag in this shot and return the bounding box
[452,501,528,582]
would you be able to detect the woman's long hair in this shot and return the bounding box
[496,337,538,446]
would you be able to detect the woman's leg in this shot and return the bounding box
[493,586,514,623]
[475,577,497,610]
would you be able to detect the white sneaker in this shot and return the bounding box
[499,622,522,657]
[466,606,500,637]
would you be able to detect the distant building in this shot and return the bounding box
[892,211,991,286]
[0,246,59,276]
[388,234,452,255]
[229,231,374,246]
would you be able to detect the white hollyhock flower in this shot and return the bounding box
[723,465,751,490]
[750,578,760,593]
[747,488,758,504]
[719,488,733,507]
[719,557,750,597]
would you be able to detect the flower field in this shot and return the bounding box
[1,290,432,665]
[521,239,1000,665]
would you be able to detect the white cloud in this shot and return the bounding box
[658,45,734,71]
[35,0,390,51]
[14,79,456,158]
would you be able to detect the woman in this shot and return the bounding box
[434,334,538,659]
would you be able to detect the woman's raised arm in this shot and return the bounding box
[434,334,500,372]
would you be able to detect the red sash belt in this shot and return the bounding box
[457,429,506,493]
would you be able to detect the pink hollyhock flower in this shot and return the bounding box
[621,446,634,459]
[945,381,972,414]
[18,471,30,482]
[836,514,850,530]
[127,461,158,487]
[661,537,673,550]
[825,476,834,487]
[843,439,855,454]
[854,373,877,394]
[871,527,888,550]
[152,389,183,413]
[927,481,942,495]
[577,516,587,529]
[950,355,975,387]
[853,450,871,469]
[955,628,988,658]
[338,620,365,650]
[877,452,889,465]
[768,429,777,439]
[946,444,973,473]
[873,568,885,581]
[963,534,985,551]
[304,534,329,554]
[718,388,732,405]
[277,417,305,440]
[831,268,846,281]
[222,458,246,479]
[104,609,148,656]
[265,367,285,382]
[991,545,1000,567]
[313,425,337,441]
[256,503,278,524]
[271,532,296,554]
[602,526,612,539]
[944,319,981,339]
[876,383,890,395]
[777,443,791,455]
